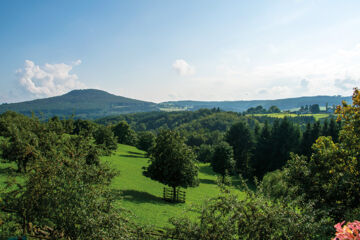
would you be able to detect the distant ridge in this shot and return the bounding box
[0,89,352,119]
[158,95,353,112]
[0,89,158,119]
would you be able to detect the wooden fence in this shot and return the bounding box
[163,187,186,203]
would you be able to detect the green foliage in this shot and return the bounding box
[1,135,133,239]
[310,104,320,113]
[143,130,199,201]
[280,89,360,224]
[261,170,290,201]
[166,184,324,240]
[136,131,155,152]
[93,125,118,154]
[211,142,235,179]
[113,121,137,146]
[225,121,254,176]
[252,121,272,178]
[196,144,214,163]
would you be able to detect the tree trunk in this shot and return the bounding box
[172,186,177,202]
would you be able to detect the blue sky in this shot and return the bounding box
[1,0,360,103]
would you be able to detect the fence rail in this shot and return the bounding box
[163,187,186,203]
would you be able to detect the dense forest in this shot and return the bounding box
[1,89,360,239]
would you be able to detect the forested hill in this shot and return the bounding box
[0,89,159,119]
[159,95,352,112]
[0,89,352,119]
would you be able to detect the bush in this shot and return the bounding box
[165,183,324,240]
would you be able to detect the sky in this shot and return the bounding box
[1,0,360,103]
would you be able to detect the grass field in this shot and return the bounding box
[0,144,245,229]
[102,144,245,228]
[250,113,330,121]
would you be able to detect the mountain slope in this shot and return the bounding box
[0,89,159,119]
[159,95,352,112]
[0,89,352,119]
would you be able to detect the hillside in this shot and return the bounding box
[0,89,159,119]
[0,89,352,119]
[159,95,352,112]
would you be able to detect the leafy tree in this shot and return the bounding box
[112,121,137,145]
[309,104,320,113]
[72,119,97,136]
[283,88,360,222]
[143,130,199,202]
[1,132,133,239]
[196,144,214,163]
[136,131,155,153]
[93,125,117,154]
[211,142,235,181]
[268,105,281,113]
[300,123,312,157]
[252,121,273,178]
[269,118,300,171]
[226,121,254,176]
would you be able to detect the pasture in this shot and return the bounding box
[250,113,330,121]
[0,144,245,229]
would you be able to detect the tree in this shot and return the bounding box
[1,130,133,239]
[283,88,360,222]
[136,131,155,153]
[143,130,199,202]
[309,104,320,113]
[93,125,117,154]
[112,121,137,145]
[226,121,254,176]
[300,123,312,157]
[252,121,273,178]
[196,144,214,163]
[268,105,281,113]
[269,118,300,171]
[211,142,235,181]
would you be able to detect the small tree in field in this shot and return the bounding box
[143,130,199,202]
[211,142,235,182]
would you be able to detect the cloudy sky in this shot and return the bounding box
[1,0,360,103]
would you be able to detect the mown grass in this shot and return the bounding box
[251,113,330,121]
[0,144,245,229]
[102,144,245,228]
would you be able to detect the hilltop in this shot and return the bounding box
[0,89,352,119]
[0,89,158,119]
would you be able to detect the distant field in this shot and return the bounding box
[102,144,245,228]
[250,113,330,121]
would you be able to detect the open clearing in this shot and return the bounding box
[0,144,245,229]
[250,113,330,121]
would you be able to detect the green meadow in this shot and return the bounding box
[103,144,245,228]
[0,144,245,229]
[251,113,330,121]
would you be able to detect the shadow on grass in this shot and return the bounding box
[111,189,169,205]
[199,165,215,176]
[119,154,147,159]
[128,151,145,155]
[199,178,216,185]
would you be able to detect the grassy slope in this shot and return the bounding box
[251,113,330,121]
[103,144,245,228]
[0,144,244,229]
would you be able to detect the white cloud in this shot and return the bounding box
[212,43,360,99]
[172,59,195,76]
[17,60,85,97]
